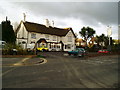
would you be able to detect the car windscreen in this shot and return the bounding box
[78,48,85,51]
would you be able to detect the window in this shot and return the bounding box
[53,36,57,41]
[57,44,60,48]
[65,45,67,49]
[68,36,72,42]
[22,41,26,44]
[49,44,51,48]
[65,44,71,49]
[31,33,36,39]
[30,41,35,44]
[22,27,25,38]
[18,42,21,44]
[45,34,49,40]
[51,43,55,49]
[54,45,56,48]
[67,44,71,49]
[18,34,20,38]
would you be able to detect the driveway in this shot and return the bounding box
[2,52,118,88]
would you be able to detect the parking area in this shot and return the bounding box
[2,52,119,88]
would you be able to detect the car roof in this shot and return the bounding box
[0,41,5,42]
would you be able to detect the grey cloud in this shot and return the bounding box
[118,1,120,25]
[13,2,118,26]
[70,2,118,26]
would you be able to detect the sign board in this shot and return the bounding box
[107,27,112,37]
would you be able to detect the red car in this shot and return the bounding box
[98,49,109,53]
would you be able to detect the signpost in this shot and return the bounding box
[107,26,112,51]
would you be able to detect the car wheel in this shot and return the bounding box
[74,54,77,56]
[42,49,46,52]
[77,53,82,57]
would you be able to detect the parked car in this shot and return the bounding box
[98,49,110,53]
[0,40,6,50]
[0,41,18,55]
[0,40,6,46]
[36,47,49,52]
[68,48,86,57]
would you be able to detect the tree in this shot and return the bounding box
[79,26,96,47]
[1,17,16,44]
[95,34,109,49]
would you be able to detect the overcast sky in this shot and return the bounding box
[0,0,119,39]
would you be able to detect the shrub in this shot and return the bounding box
[2,43,29,55]
[2,43,36,55]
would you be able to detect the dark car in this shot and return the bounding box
[68,48,86,57]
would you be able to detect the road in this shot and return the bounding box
[2,52,119,88]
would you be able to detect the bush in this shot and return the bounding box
[2,43,21,55]
[86,45,99,52]
[111,44,120,52]
[2,43,34,55]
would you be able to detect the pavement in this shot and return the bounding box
[2,52,119,88]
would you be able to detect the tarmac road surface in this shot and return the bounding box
[2,52,118,88]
